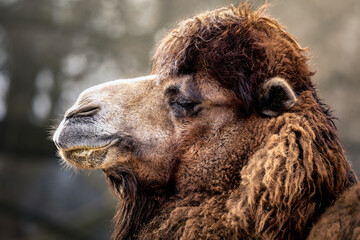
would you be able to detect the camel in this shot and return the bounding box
[53,4,359,239]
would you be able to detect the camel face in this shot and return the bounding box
[53,73,241,188]
[54,69,300,193]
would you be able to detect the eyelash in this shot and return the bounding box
[170,98,197,110]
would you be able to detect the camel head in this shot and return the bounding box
[53,5,308,195]
[53,4,358,239]
[53,74,299,194]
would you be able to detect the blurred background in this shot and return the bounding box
[0,0,359,239]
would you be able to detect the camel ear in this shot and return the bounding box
[258,77,297,117]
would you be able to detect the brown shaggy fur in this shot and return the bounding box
[104,4,358,239]
[56,3,359,240]
[226,92,357,239]
[308,183,360,240]
[132,92,357,240]
[153,3,315,114]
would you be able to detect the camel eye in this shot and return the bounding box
[165,85,201,117]
[169,97,200,118]
[170,98,196,110]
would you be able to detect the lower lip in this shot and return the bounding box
[60,139,120,168]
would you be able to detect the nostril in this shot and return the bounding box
[66,105,100,119]
[75,106,100,117]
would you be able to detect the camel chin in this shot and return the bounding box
[58,144,116,169]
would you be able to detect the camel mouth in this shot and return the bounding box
[60,139,119,169]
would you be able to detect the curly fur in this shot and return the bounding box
[133,92,357,240]
[153,3,315,113]
[100,3,358,239]
[308,184,360,240]
[226,92,357,239]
